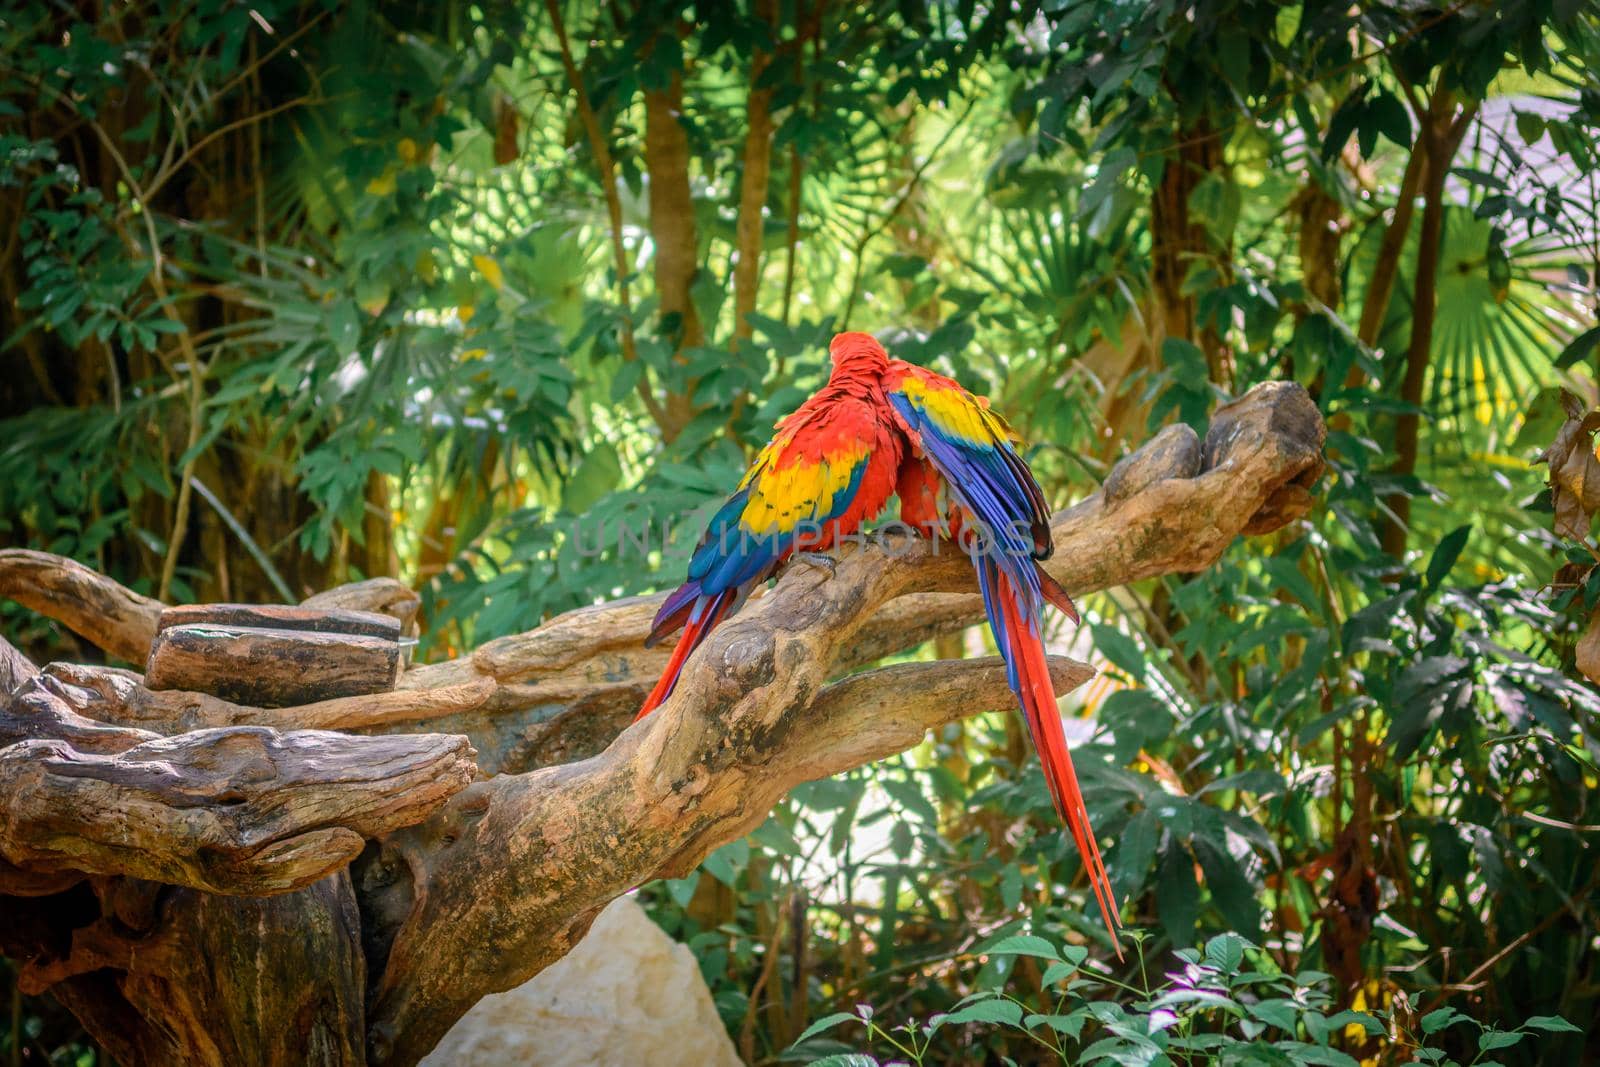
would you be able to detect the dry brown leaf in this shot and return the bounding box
[1535,391,1600,540]
[1578,609,1600,686]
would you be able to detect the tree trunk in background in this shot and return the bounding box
[780,0,824,329]
[1380,95,1477,559]
[542,0,675,437]
[1319,91,1426,430]
[1290,180,1344,385]
[363,473,397,583]
[1355,138,1427,350]
[644,65,703,440]
[1149,116,1231,386]
[1296,184,1343,314]
[732,0,777,341]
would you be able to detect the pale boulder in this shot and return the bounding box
[421,895,744,1067]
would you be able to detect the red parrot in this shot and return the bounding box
[879,355,1120,949]
[635,333,902,717]
[638,331,1121,951]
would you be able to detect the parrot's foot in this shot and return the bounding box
[787,551,837,579]
[869,523,924,549]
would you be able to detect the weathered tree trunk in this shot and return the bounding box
[1150,115,1232,386]
[1380,94,1478,558]
[0,382,1324,1066]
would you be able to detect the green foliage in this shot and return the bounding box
[5,0,1600,1063]
[787,931,1579,1065]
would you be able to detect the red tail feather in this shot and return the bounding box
[1037,565,1079,624]
[634,592,735,722]
[996,573,1121,956]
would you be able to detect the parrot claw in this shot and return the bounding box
[787,551,837,579]
[870,524,921,549]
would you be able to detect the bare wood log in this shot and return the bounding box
[158,603,402,641]
[146,623,401,706]
[0,557,418,662]
[5,874,369,1067]
[1,632,39,698]
[304,577,421,635]
[1,670,162,753]
[0,675,477,894]
[41,662,495,733]
[0,548,165,663]
[0,627,430,1065]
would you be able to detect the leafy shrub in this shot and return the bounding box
[787,932,1582,1066]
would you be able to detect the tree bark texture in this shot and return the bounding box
[0,382,1324,1066]
[1150,115,1231,385]
[644,47,703,439]
[1380,95,1478,558]
[732,0,778,341]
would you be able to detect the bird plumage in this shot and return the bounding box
[635,335,901,718]
[636,331,1120,952]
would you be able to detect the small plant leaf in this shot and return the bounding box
[790,1012,861,1047]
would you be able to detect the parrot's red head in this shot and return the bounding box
[828,331,889,376]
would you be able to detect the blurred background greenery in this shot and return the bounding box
[3,0,1599,1063]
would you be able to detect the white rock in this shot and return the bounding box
[421,895,744,1067]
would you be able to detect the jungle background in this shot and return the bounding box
[3,0,1600,1063]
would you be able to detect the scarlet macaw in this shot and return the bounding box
[638,331,1120,948]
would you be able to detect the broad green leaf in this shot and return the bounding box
[1025,1011,1088,1038]
[1273,1045,1359,1067]
[561,442,622,514]
[941,999,1025,1027]
[1524,1015,1583,1033]
[1421,1007,1461,1034]
[978,934,1060,961]
[1156,844,1199,948]
[1195,838,1262,940]
[1554,325,1600,369]
[789,1012,861,1047]
[1248,998,1300,1033]
[1204,932,1245,974]
[1324,1010,1384,1036]
[1110,808,1160,898]
[1479,1031,1526,1052]
[1425,525,1472,589]
[1094,624,1146,679]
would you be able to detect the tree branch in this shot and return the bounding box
[358,381,1325,1066]
[0,633,37,699]
[384,389,1315,776]
[0,673,477,895]
[0,383,1324,1067]
[0,549,165,663]
[39,662,495,734]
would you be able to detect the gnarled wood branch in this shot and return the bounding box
[0,381,1325,1067]
[0,549,165,663]
[385,383,1320,777]
[302,577,422,635]
[359,381,1324,1065]
[0,633,38,698]
[0,673,478,895]
[41,662,495,734]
